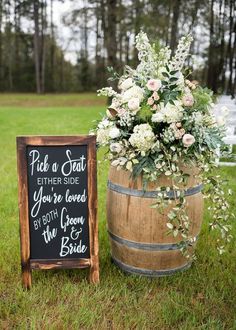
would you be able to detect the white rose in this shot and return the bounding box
[182,94,194,107]
[96,128,110,145]
[110,142,122,153]
[109,127,121,139]
[128,98,140,112]
[119,78,133,90]
[110,97,121,109]
[182,134,195,147]
[122,85,144,103]
[146,79,162,91]
[98,118,110,129]
[151,112,164,123]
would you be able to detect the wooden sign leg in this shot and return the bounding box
[22,261,32,289]
[89,255,99,284]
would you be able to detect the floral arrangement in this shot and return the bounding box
[94,32,234,257]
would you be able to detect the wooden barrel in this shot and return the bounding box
[106,166,204,277]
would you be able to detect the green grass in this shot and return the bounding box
[0,94,236,329]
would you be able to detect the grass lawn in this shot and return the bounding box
[0,94,235,329]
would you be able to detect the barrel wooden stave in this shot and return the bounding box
[111,240,194,270]
[106,166,204,276]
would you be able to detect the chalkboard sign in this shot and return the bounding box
[17,136,99,289]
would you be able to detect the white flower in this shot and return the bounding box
[110,97,121,109]
[128,97,140,112]
[98,118,110,129]
[182,93,194,107]
[194,113,203,124]
[122,85,144,103]
[109,127,121,139]
[119,78,133,90]
[175,71,185,87]
[97,87,117,97]
[146,79,162,91]
[110,142,122,153]
[169,34,193,70]
[129,124,155,152]
[182,134,195,147]
[160,101,184,123]
[151,112,164,123]
[96,128,110,145]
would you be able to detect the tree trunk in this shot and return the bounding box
[106,0,117,70]
[170,0,181,54]
[50,0,55,91]
[14,0,20,89]
[133,0,142,65]
[165,0,172,46]
[5,1,13,90]
[125,32,130,64]
[218,0,226,92]
[33,0,41,93]
[207,0,216,91]
[0,0,3,90]
[227,0,234,96]
[232,18,236,98]
[40,0,47,93]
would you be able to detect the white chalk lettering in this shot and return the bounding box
[60,207,85,232]
[61,150,86,176]
[65,189,87,203]
[60,237,87,257]
[29,150,50,176]
[31,186,63,218]
[42,225,57,244]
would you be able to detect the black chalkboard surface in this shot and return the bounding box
[27,145,90,260]
[17,136,99,289]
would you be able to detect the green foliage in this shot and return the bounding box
[160,66,182,105]
[204,127,226,149]
[107,66,120,81]
[136,104,153,122]
[192,87,213,113]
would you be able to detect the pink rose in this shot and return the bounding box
[146,79,162,91]
[152,91,160,101]
[117,108,126,116]
[182,94,194,107]
[152,104,158,111]
[147,97,154,105]
[182,134,195,147]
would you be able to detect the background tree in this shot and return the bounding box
[0,0,235,95]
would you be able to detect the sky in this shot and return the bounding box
[9,0,210,68]
[51,1,78,64]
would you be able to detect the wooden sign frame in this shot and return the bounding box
[17,135,99,289]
